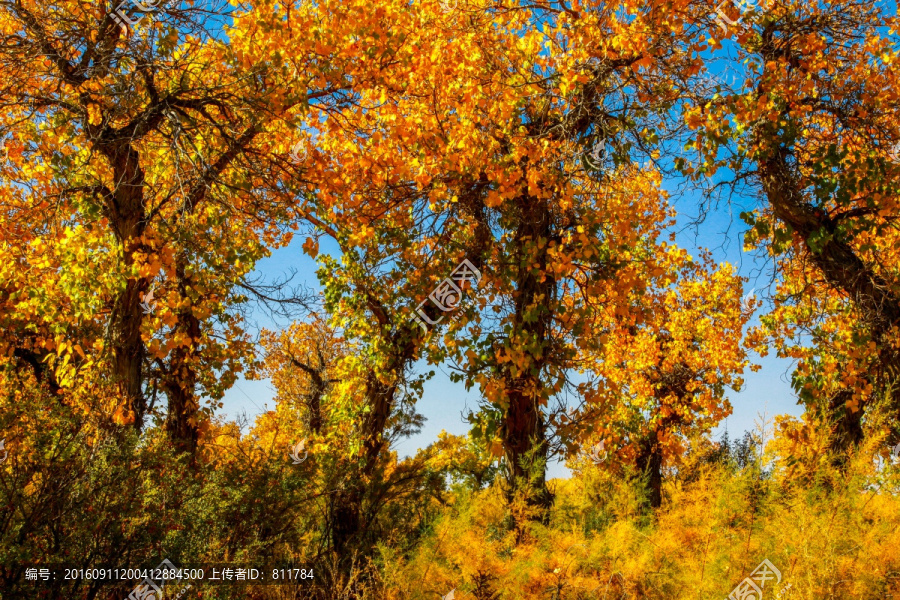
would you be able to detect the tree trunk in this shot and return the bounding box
[501,381,553,518]
[97,141,149,430]
[824,388,865,459]
[757,147,900,451]
[754,43,900,451]
[500,195,555,525]
[635,429,663,510]
[330,486,363,560]
[109,254,148,430]
[326,329,415,580]
[161,261,201,454]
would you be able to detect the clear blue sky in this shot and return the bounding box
[220,186,802,480]
[212,0,803,480]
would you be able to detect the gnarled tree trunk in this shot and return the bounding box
[161,260,201,455]
[635,429,663,510]
[97,141,149,430]
[499,196,555,525]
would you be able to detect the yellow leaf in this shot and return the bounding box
[303,237,319,258]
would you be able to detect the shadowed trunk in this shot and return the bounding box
[824,388,865,459]
[635,429,663,509]
[636,364,696,510]
[288,350,332,435]
[756,38,900,452]
[326,180,495,572]
[330,486,363,561]
[161,260,201,454]
[501,381,553,518]
[12,346,61,396]
[330,370,400,559]
[757,144,900,450]
[97,141,149,430]
[285,343,363,558]
[500,196,555,525]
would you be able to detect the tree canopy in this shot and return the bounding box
[1,0,899,598]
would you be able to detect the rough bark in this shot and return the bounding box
[499,196,555,523]
[327,179,496,562]
[635,430,663,510]
[759,147,900,337]
[96,140,149,430]
[160,261,202,454]
[755,34,900,451]
[285,343,362,557]
[501,380,553,517]
[288,351,332,435]
[757,140,900,451]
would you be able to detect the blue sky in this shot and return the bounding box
[219,181,803,479]
[217,27,802,479]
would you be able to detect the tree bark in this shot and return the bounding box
[329,367,402,559]
[499,196,555,524]
[757,142,900,450]
[161,261,201,455]
[635,430,663,510]
[94,138,149,430]
[330,486,363,560]
[754,35,900,451]
[501,381,553,518]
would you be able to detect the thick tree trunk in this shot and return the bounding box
[330,373,396,555]
[754,42,900,450]
[499,196,555,525]
[163,381,198,454]
[161,261,202,454]
[109,251,148,430]
[501,382,553,518]
[330,486,363,560]
[635,430,663,510]
[98,142,149,430]
[824,388,865,458]
[758,147,900,451]
[161,327,200,455]
[361,374,395,478]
